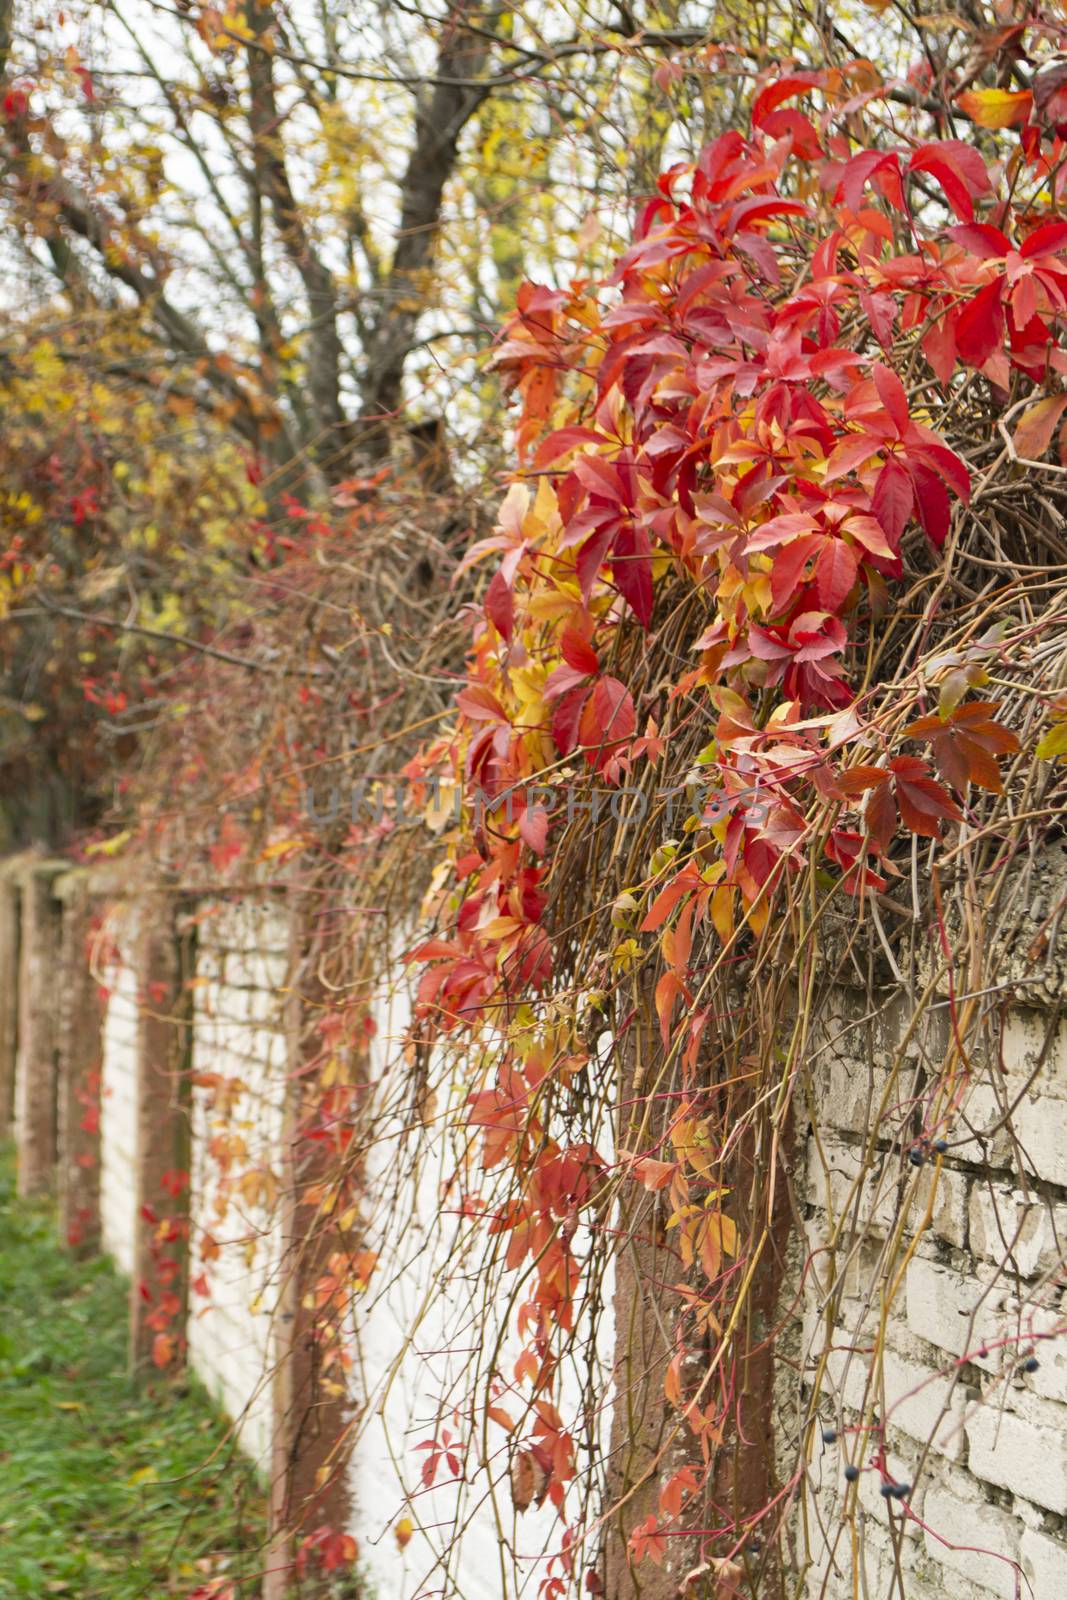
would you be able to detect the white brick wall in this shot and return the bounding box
[98,906,139,1278]
[87,884,1067,1596]
[348,967,615,1600]
[94,894,288,1467]
[795,974,1067,1600]
[186,898,288,1469]
[91,893,619,1598]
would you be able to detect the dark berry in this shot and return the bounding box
[908,1148,925,1167]
[891,1482,912,1499]
[879,1482,894,1498]
[1023,1356,1040,1373]
[933,1139,948,1153]
[821,1427,837,1443]
[844,1465,859,1482]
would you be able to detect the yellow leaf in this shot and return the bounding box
[746,894,770,936]
[85,829,131,858]
[610,937,641,973]
[239,1169,278,1209]
[672,1117,717,1181]
[1013,393,1067,461]
[1036,721,1067,761]
[711,885,734,943]
[258,836,305,861]
[957,88,1032,129]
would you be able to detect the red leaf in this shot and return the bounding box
[575,524,616,602]
[533,426,609,467]
[922,316,957,386]
[551,684,590,756]
[909,141,990,221]
[629,1514,669,1566]
[612,521,654,627]
[866,778,897,852]
[919,442,971,503]
[909,461,952,548]
[890,757,963,836]
[823,432,881,483]
[904,702,1020,792]
[841,149,903,213]
[484,569,514,643]
[659,1464,700,1520]
[771,534,820,613]
[560,625,600,675]
[871,459,913,547]
[320,1533,358,1572]
[871,363,910,437]
[1020,221,1067,259]
[573,453,626,503]
[579,676,636,762]
[750,72,820,128]
[947,222,1010,259]
[814,539,859,611]
[519,805,549,855]
[954,280,1004,368]
[629,1156,676,1190]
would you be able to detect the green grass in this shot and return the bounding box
[0,1143,266,1599]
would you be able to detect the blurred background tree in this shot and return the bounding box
[0,0,926,844]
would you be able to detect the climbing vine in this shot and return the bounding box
[391,44,1067,1596]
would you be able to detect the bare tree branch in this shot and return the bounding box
[246,0,345,457]
[359,0,493,440]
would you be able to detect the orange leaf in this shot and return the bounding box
[655,971,684,1047]
[659,1464,699,1519]
[630,1156,677,1190]
[151,1332,176,1369]
[1013,394,1067,461]
[837,764,889,796]
[629,1513,669,1565]
[641,869,697,930]
[957,88,1032,129]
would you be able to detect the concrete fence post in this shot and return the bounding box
[602,979,699,1600]
[129,891,194,1376]
[15,858,65,1197]
[55,869,106,1253]
[264,895,353,1600]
